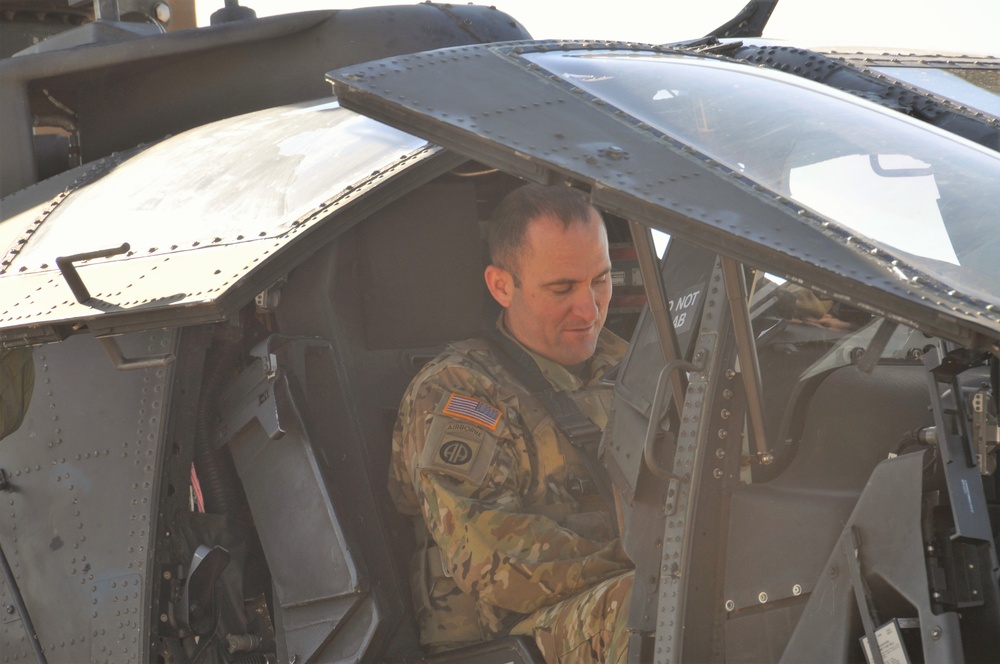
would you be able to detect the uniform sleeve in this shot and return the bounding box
[420,470,630,614]
[403,364,631,614]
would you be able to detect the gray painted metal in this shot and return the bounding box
[0,104,462,345]
[923,346,994,541]
[0,4,531,197]
[327,41,1000,351]
[652,260,730,664]
[0,329,176,662]
[223,337,376,662]
[780,452,965,662]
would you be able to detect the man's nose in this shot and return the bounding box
[572,285,600,321]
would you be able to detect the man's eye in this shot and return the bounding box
[593,275,609,286]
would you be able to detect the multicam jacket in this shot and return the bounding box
[389,318,632,648]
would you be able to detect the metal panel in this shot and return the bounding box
[0,104,460,343]
[328,42,1000,349]
[0,4,531,198]
[653,261,731,664]
[780,453,967,663]
[222,339,377,662]
[0,329,176,663]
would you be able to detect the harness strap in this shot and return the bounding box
[485,331,618,534]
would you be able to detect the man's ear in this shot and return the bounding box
[484,264,514,308]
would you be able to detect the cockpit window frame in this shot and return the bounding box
[330,41,1000,352]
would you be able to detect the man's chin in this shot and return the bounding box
[557,336,599,365]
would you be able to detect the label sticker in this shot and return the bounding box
[668,282,705,335]
[860,619,912,664]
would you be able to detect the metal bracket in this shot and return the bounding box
[177,545,230,637]
[720,257,769,461]
[98,336,175,371]
[842,526,885,664]
[923,345,993,542]
[94,0,121,21]
[857,318,899,375]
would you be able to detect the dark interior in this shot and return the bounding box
[272,169,541,660]
[263,166,645,659]
[237,166,990,661]
[724,363,934,662]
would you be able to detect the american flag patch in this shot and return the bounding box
[442,393,502,431]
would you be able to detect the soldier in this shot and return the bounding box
[389,183,633,663]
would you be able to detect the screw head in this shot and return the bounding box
[724,599,735,612]
[792,584,802,596]
[758,592,768,603]
[153,2,171,24]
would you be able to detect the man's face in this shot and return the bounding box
[486,210,612,366]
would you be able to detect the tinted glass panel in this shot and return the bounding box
[526,51,1000,301]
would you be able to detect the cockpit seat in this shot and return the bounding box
[423,635,545,663]
[274,175,515,657]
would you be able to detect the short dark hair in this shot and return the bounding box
[488,184,600,277]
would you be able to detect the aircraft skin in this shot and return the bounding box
[1,1,999,663]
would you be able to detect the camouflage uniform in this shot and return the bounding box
[389,316,633,662]
[0,347,33,440]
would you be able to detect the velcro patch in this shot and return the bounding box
[418,395,503,486]
[442,393,502,431]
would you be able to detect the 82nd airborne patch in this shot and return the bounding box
[418,393,503,485]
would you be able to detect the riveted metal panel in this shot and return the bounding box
[0,329,176,663]
[0,103,459,344]
[328,41,1000,349]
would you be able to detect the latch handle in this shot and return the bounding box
[55,242,130,304]
[643,359,699,481]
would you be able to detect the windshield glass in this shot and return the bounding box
[525,50,1000,303]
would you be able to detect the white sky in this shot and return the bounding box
[194,0,999,55]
